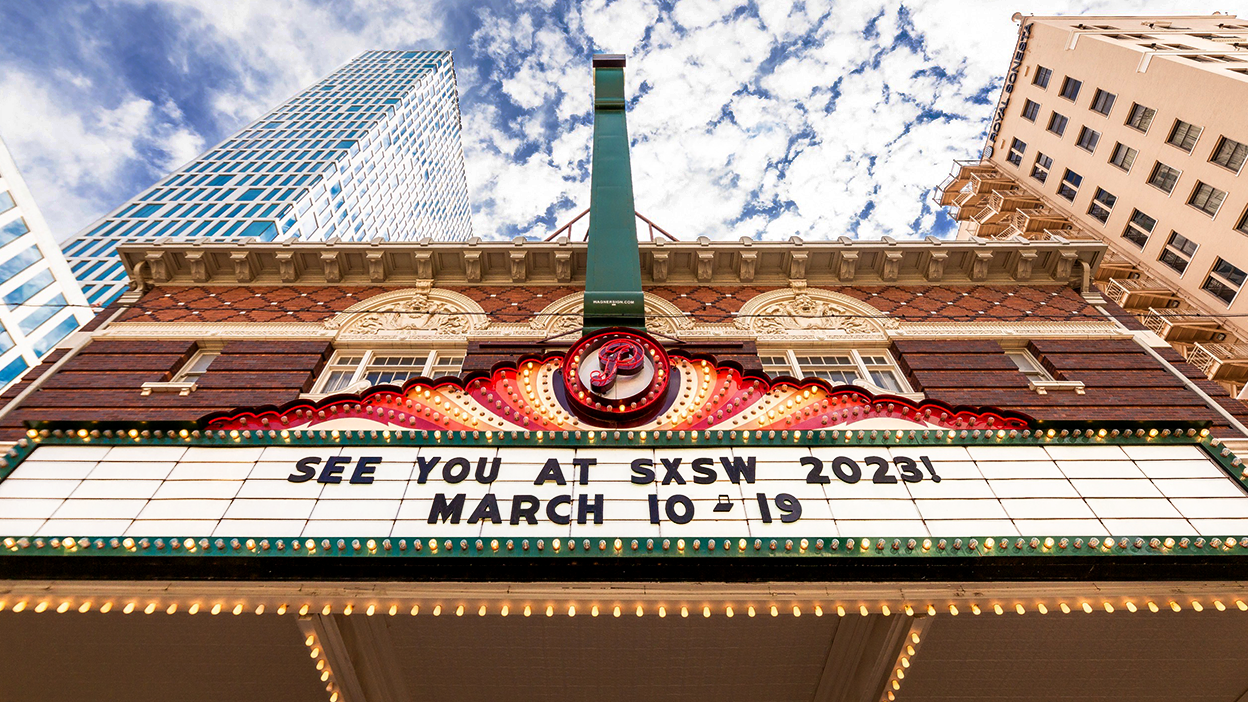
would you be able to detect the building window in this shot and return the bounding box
[1237,208,1248,236]
[1187,182,1227,217]
[1202,258,1246,305]
[1121,209,1156,248]
[1088,188,1116,224]
[1159,231,1197,274]
[1056,169,1082,201]
[1089,88,1116,116]
[1108,143,1137,172]
[1033,66,1052,88]
[1167,120,1203,152]
[1030,153,1052,183]
[173,350,219,383]
[1210,136,1248,173]
[1059,76,1082,101]
[1125,104,1156,133]
[1005,349,1053,383]
[1147,162,1181,194]
[1021,99,1040,122]
[314,349,465,394]
[1075,126,1100,153]
[1006,138,1026,166]
[1046,112,1069,137]
[761,350,909,394]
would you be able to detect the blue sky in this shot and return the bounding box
[0,0,1234,242]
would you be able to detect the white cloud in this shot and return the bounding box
[0,71,156,237]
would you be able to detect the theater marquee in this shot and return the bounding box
[2,427,1247,555]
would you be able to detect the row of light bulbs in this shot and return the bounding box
[3,598,1246,618]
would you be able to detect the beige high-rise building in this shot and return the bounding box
[938,14,1248,397]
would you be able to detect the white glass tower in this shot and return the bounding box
[0,137,95,389]
[63,50,473,307]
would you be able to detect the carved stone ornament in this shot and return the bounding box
[733,282,897,338]
[327,284,489,339]
[530,292,695,337]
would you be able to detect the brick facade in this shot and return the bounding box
[2,280,1244,441]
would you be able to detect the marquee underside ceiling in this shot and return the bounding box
[3,595,1247,702]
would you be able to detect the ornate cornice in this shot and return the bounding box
[118,236,1106,288]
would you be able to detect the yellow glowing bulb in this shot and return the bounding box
[305,635,315,646]
[1037,603,1048,614]
[1170,601,1182,612]
[636,605,644,617]
[993,604,1003,615]
[659,606,667,618]
[143,603,156,615]
[948,605,958,616]
[232,604,243,616]
[1148,601,1160,613]
[1126,601,1137,612]
[123,603,135,614]
[524,605,532,617]
[78,602,91,613]
[545,605,553,617]
[56,602,69,614]
[321,604,332,616]
[748,606,756,618]
[859,605,869,617]
[455,605,464,617]
[1081,602,1093,614]
[433,605,442,616]
[367,605,376,617]
[770,605,779,618]
[1060,603,1071,614]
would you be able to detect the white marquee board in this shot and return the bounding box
[0,443,1246,539]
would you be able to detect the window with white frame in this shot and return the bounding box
[314,349,464,394]
[1108,143,1137,172]
[1210,136,1247,173]
[1167,119,1202,152]
[1056,168,1082,201]
[1202,258,1246,305]
[1089,88,1116,116]
[1030,153,1052,183]
[1087,187,1116,224]
[1075,126,1100,153]
[1006,137,1026,166]
[1187,182,1226,218]
[1125,103,1155,133]
[1148,162,1181,194]
[1121,209,1156,248]
[1005,349,1053,383]
[760,350,909,393]
[173,349,219,383]
[1158,231,1197,275]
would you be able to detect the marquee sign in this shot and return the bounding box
[203,329,1032,435]
[2,429,1246,553]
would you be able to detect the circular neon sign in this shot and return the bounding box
[562,328,670,425]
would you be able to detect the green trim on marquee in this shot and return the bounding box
[1,421,1245,560]
[583,54,645,333]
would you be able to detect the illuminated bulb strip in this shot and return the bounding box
[6,592,1248,627]
[879,618,930,701]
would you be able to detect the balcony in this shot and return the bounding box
[974,190,1044,226]
[1103,277,1181,311]
[1094,253,1141,282]
[1186,342,1248,384]
[1141,307,1229,343]
[1008,208,1072,234]
[936,162,1000,206]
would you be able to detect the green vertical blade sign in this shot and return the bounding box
[583,54,645,334]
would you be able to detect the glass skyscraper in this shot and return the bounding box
[62,50,473,307]
[0,137,95,389]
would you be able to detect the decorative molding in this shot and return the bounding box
[116,237,1107,288]
[528,292,695,337]
[326,284,490,340]
[733,282,898,340]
